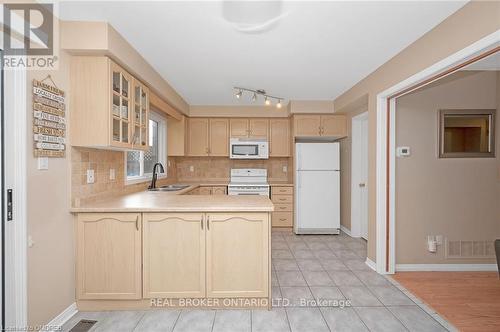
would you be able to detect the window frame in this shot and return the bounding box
[125,111,167,184]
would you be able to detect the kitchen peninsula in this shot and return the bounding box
[71,186,273,311]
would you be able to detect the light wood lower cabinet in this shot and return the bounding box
[143,213,205,298]
[206,213,269,298]
[76,213,142,300]
[271,186,294,227]
[76,211,270,303]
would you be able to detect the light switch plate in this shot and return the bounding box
[282,166,287,173]
[37,157,49,170]
[189,166,194,172]
[87,169,95,184]
[109,168,116,181]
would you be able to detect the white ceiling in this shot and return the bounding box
[59,1,467,106]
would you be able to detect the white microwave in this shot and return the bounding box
[230,138,269,159]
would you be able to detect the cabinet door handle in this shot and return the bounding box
[279,198,286,201]
[207,216,210,230]
[279,218,286,221]
[135,216,139,231]
[201,215,204,230]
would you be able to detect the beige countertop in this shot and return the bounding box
[71,185,274,213]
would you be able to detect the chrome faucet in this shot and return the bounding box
[148,162,165,190]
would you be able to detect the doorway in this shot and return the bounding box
[351,111,369,240]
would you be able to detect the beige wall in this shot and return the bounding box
[339,106,368,231]
[189,105,290,118]
[26,50,74,326]
[333,1,500,262]
[395,70,499,264]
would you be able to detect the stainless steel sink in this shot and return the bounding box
[148,184,190,192]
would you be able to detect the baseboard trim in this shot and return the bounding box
[340,225,352,236]
[365,258,377,272]
[44,302,77,332]
[396,264,498,272]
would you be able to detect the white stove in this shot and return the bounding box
[228,169,270,196]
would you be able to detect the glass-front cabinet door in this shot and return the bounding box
[111,63,132,147]
[132,81,149,150]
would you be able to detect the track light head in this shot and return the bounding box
[265,97,271,105]
[252,92,257,102]
[276,99,282,109]
[235,89,242,99]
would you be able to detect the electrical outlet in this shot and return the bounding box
[109,168,116,181]
[189,165,194,172]
[435,235,443,246]
[37,157,49,170]
[282,166,288,173]
[87,169,95,184]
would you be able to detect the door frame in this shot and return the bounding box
[350,111,369,239]
[375,30,500,274]
[3,66,28,328]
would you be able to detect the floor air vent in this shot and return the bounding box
[69,319,97,332]
[446,239,495,259]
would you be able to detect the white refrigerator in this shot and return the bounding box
[295,142,340,234]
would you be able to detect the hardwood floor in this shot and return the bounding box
[392,271,500,332]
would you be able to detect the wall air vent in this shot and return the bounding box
[445,239,496,259]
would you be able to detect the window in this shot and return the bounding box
[439,109,495,158]
[126,112,167,183]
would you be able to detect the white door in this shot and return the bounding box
[3,66,28,329]
[296,143,339,170]
[351,112,369,239]
[296,170,340,234]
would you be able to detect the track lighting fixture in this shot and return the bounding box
[233,86,284,108]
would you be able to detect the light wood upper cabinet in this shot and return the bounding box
[293,115,322,136]
[188,118,209,156]
[76,213,142,300]
[143,213,205,298]
[206,213,269,298]
[230,119,269,139]
[269,119,290,157]
[249,119,269,139]
[321,115,347,137]
[209,119,229,156]
[131,80,149,149]
[70,56,149,151]
[293,114,347,138]
[230,119,249,138]
[167,115,186,156]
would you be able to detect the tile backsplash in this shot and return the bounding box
[71,147,290,206]
[71,147,177,206]
[174,157,291,183]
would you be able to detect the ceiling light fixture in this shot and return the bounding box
[233,86,284,109]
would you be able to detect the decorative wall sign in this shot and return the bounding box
[32,76,66,157]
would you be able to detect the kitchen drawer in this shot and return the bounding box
[271,195,293,204]
[274,203,292,212]
[272,212,293,227]
[272,186,293,195]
